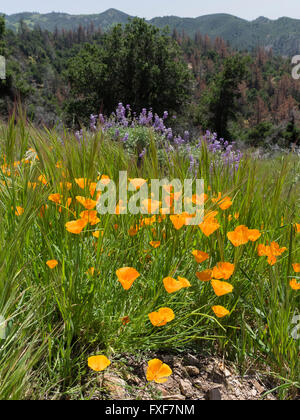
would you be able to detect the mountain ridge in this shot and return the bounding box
[2,8,300,55]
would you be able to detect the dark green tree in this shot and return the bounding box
[198,55,249,139]
[65,18,192,123]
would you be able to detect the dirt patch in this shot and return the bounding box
[88,353,276,401]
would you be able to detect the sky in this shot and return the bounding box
[1,0,300,20]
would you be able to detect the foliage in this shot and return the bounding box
[65,18,192,124]
[0,114,299,399]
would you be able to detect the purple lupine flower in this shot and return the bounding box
[90,114,97,131]
[139,148,147,158]
[184,131,190,142]
[163,111,168,120]
[121,133,129,142]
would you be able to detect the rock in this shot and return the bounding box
[179,379,194,398]
[185,366,200,377]
[163,394,186,400]
[205,388,222,400]
[184,354,200,367]
[103,373,127,400]
[251,379,265,394]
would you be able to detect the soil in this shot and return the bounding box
[87,352,277,401]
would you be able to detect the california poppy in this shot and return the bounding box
[146,359,172,384]
[212,262,235,280]
[211,280,234,297]
[292,264,300,273]
[227,225,261,247]
[88,355,111,372]
[163,276,191,294]
[196,269,213,282]
[170,215,185,230]
[65,219,88,234]
[192,250,209,264]
[290,279,300,291]
[46,260,58,269]
[15,206,24,216]
[129,178,147,190]
[150,241,161,249]
[199,212,220,237]
[76,196,97,210]
[212,306,230,318]
[148,308,175,327]
[116,267,140,290]
[48,193,62,205]
[258,242,287,266]
[75,178,90,189]
[80,210,100,226]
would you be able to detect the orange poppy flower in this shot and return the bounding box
[196,269,213,282]
[211,280,234,297]
[199,213,220,237]
[150,241,161,249]
[258,242,287,266]
[142,216,157,226]
[58,198,72,213]
[76,196,97,210]
[148,308,175,327]
[59,182,72,191]
[295,224,300,233]
[38,174,47,185]
[99,175,111,186]
[87,267,95,276]
[28,182,37,190]
[65,219,88,234]
[290,279,300,291]
[163,276,191,294]
[212,262,235,280]
[15,206,24,216]
[212,306,230,318]
[212,193,232,210]
[227,225,261,247]
[142,199,160,214]
[146,359,172,384]
[121,316,130,326]
[292,264,300,273]
[80,210,100,226]
[48,193,62,205]
[75,178,90,189]
[192,250,209,264]
[129,178,147,190]
[46,260,58,269]
[128,226,139,237]
[88,355,111,372]
[116,267,140,290]
[170,214,185,230]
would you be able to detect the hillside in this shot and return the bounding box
[3,8,300,55]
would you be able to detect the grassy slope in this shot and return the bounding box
[0,117,299,399]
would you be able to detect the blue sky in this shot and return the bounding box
[1,0,300,20]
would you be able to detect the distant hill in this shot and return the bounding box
[3,8,300,55]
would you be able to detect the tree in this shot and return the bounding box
[198,55,249,139]
[65,18,192,124]
[0,15,5,55]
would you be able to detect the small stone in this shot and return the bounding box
[179,379,194,398]
[163,394,186,400]
[205,388,222,400]
[103,373,127,400]
[185,366,200,377]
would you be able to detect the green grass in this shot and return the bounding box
[0,116,299,400]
